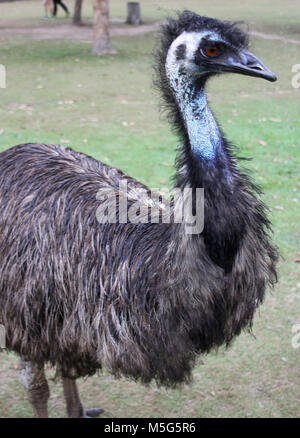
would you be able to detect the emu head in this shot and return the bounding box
[156,11,276,104]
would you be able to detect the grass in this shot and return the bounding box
[0,0,299,418]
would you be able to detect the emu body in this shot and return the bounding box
[0,11,277,417]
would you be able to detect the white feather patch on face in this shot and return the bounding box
[166,31,221,89]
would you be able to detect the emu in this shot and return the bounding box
[0,11,278,418]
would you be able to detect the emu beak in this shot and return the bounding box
[221,49,277,82]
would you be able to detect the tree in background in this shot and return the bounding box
[126,2,143,25]
[92,0,114,55]
[73,0,83,25]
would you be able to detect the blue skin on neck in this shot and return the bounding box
[182,88,222,160]
[173,77,233,184]
[167,66,222,160]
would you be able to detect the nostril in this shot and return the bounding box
[250,64,264,71]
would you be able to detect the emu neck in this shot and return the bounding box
[167,72,239,270]
[176,82,234,195]
[166,66,233,188]
[178,85,222,160]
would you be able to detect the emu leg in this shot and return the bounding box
[62,377,103,418]
[19,359,50,418]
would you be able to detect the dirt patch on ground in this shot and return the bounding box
[0,19,163,43]
[250,30,300,45]
[1,19,299,45]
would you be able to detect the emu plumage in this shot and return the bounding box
[0,11,278,417]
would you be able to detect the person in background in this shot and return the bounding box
[52,0,70,17]
[42,0,53,19]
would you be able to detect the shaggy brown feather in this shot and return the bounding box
[0,141,276,386]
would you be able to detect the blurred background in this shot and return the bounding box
[0,0,299,418]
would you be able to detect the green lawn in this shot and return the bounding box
[0,0,299,418]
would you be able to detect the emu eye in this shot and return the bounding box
[200,42,225,59]
[205,46,220,57]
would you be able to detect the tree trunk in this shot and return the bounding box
[92,0,113,55]
[73,0,83,26]
[126,2,143,26]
